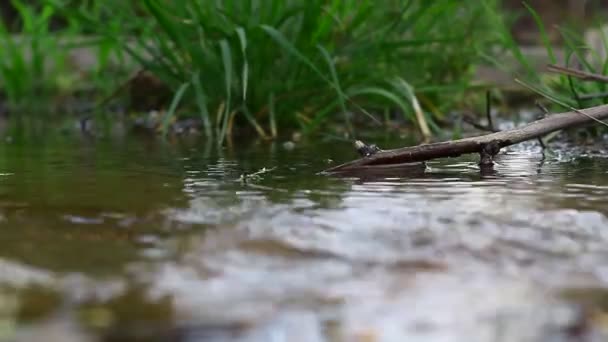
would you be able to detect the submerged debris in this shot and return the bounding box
[283,141,296,151]
[238,167,277,183]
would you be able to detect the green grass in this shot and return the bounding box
[0,0,130,111]
[2,0,508,142]
[0,1,66,109]
[489,2,608,117]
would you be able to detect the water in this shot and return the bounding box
[0,133,607,341]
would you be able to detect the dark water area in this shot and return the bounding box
[0,131,607,341]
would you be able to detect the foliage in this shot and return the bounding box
[488,1,608,119]
[3,0,508,141]
[0,0,67,109]
[0,0,129,111]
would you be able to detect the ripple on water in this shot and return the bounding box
[2,141,608,341]
[136,149,608,340]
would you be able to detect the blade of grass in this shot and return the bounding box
[392,78,431,139]
[559,27,597,73]
[523,1,556,64]
[269,92,277,138]
[218,39,233,144]
[161,82,190,135]
[261,25,329,82]
[515,78,608,128]
[191,70,212,137]
[302,99,340,134]
[318,45,352,135]
[241,106,269,139]
[235,27,249,102]
[346,86,412,122]
[262,25,380,126]
[480,0,536,79]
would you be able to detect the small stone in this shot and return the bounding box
[283,141,296,150]
[291,132,302,142]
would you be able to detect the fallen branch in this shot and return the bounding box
[462,91,499,133]
[323,104,608,174]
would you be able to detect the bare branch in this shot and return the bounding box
[323,104,608,174]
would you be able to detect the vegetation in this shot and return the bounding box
[490,4,608,110]
[3,0,576,142]
[0,1,129,112]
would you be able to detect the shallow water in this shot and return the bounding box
[0,134,608,342]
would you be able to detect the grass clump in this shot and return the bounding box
[3,0,509,142]
[0,1,69,109]
[490,2,608,121]
[0,0,131,112]
[57,0,506,141]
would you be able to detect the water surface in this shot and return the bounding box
[0,134,608,342]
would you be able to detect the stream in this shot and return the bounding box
[0,130,607,342]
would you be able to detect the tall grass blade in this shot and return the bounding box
[559,27,596,73]
[480,0,536,79]
[523,2,556,64]
[393,78,431,139]
[318,45,352,134]
[261,25,329,82]
[241,106,269,139]
[515,78,608,128]
[192,71,212,138]
[161,82,190,135]
[235,27,249,102]
[269,93,277,138]
[218,39,233,144]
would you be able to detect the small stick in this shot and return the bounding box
[578,91,608,100]
[546,64,608,83]
[238,167,276,183]
[535,101,549,116]
[567,75,583,109]
[462,117,496,132]
[486,90,495,132]
[535,101,549,149]
[462,91,497,133]
[515,79,608,128]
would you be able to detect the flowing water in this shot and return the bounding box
[0,131,608,342]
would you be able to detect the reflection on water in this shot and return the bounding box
[0,135,607,341]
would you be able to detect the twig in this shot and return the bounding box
[578,91,608,100]
[486,90,495,132]
[546,64,608,83]
[515,79,608,128]
[567,75,583,109]
[238,167,277,183]
[534,101,549,149]
[460,91,497,133]
[462,115,499,133]
[535,101,549,116]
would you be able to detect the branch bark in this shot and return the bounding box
[546,64,608,83]
[323,104,608,174]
